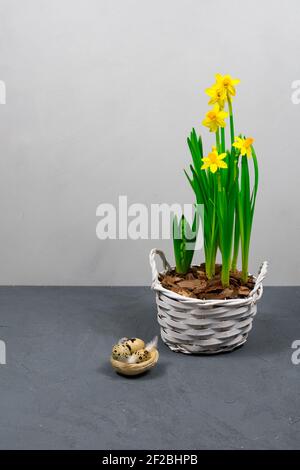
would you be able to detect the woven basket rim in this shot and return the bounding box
[153,272,262,306]
[150,249,268,307]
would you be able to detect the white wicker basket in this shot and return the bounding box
[150,249,268,355]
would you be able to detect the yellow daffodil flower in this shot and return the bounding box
[202,104,228,133]
[233,136,254,157]
[201,146,227,173]
[205,84,227,108]
[215,74,240,98]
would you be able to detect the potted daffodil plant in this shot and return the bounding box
[150,74,268,355]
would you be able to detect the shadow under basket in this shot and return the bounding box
[149,249,268,355]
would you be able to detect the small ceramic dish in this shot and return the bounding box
[110,349,159,376]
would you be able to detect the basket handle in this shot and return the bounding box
[149,249,171,286]
[251,261,268,296]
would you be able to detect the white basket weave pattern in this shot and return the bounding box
[150,249,268,354]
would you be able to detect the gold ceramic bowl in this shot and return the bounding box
[110,349,159,376]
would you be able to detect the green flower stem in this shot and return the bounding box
[239,147,258,283]
[216,129,220,152]
[206,252,215,279]
[205,175,217,279]
[228,99,238,271]
[221,259,230,287]
[231,209,239,271]
[228,96,235,145]
[217,172,222,192]
[231,155,240,271]
[241,243,250,284]
[217,170,235,288]
[221,126,225,153]
[238,155,251,284]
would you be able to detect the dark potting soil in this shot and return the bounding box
[159,264,255,300]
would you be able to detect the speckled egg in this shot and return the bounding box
[125,338,145,353]
[130,348,150,363]
[111,343,131,361]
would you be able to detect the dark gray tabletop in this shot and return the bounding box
[0,286,299,450]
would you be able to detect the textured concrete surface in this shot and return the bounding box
[0,286,299,450]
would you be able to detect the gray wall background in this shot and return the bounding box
[0,0,299,286]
